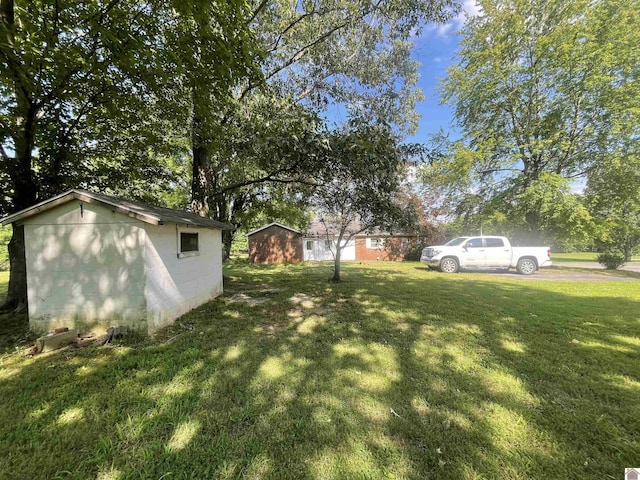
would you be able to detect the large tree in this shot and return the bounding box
[439,0,639,243]
[0,0,258,312]
[189,0,459,254]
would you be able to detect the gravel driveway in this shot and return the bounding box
[487,262,640,281]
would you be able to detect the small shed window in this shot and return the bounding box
[180,232,199,253]
[306,240,313,250]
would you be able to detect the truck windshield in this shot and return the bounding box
[445,237,469,246]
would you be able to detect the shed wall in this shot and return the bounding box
[23,201,147,333]
[248,226,303,264]
[144,224,223,332]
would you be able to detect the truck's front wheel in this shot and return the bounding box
[516,258,536,275]
[440,257,459,273]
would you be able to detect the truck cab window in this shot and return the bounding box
[486,238,504,247]
[465,238,483,248]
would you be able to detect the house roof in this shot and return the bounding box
[304,220,417,238]
[246,222,303,237]
[1,189,234,230]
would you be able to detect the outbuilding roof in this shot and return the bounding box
[1,189,234,230]
[246,222,303,237]
[305,220,417,238]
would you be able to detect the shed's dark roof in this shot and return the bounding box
[1,189,234,230]
[304,220,416,238]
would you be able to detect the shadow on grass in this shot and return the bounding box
[0,262,638,479]
[0,312,29,354]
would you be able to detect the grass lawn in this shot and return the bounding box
[0,271,7,302]
[1,262,639,479]
[552,252,640,263]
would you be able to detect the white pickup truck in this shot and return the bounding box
[421,236,552,275]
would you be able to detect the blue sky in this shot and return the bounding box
[410,0,480,143]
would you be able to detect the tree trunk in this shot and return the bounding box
[190,130,210,217]
[222,229,233,261]
[332,246,342,282]
[524,210,542,245]
[2,36,38,313]
[1,224,27,314]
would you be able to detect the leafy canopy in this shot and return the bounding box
[434,0,639,242]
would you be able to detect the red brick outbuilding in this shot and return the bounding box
[247,223,304,264]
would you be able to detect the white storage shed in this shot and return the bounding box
[1,190,232,334]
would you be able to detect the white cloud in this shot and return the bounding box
[430,0,483,37]
[433,56,442,63]
[570,180,586,195]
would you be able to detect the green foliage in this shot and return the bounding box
[230,234,249,258]
[0,0,259,215]
[310,121,415,280]
[249,0,458,135]
[514,174,593,245]
[0,225,10,271]
[596,252,626,270]
[437,173,593,249]
[190,0,458,251]
[585,149,640,261]
[439,0,640,239]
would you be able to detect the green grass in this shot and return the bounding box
[553,252,640,263]
[1,263,639,479]
[551,252,599,262]
[0,271,7,302]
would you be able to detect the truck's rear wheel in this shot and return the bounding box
[440,257,459,273]
[516,258,536,275]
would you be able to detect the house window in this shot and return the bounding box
[179,231,199,257]
[367,238,384,249]
[306,240,313,250]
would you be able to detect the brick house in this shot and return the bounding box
[248,221,421,263]
[247,223,304,264]
[305,221,421,261]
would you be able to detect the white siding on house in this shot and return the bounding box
[23,201,147,332]
[303,238,355,261]
[144,224,223,332]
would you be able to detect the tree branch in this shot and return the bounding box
[249,0,270,25]
[215,172,319,195]
[238,19,350,101]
